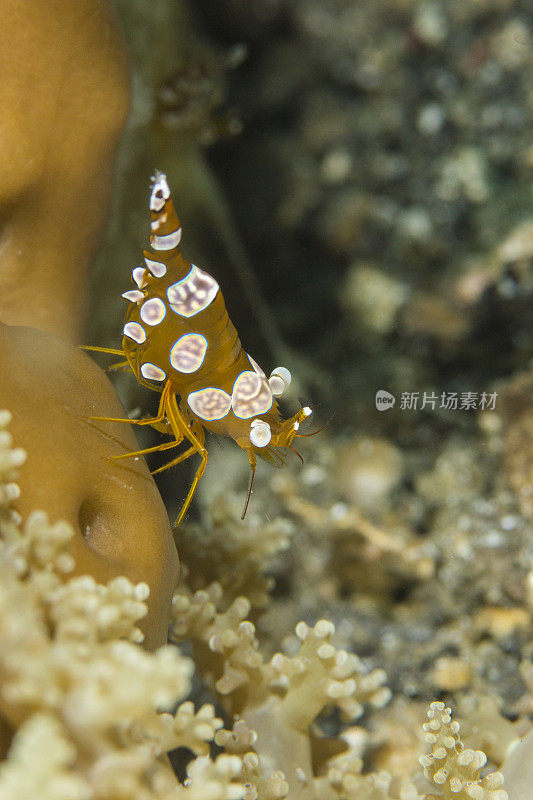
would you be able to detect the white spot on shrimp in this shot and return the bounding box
[269,366,291,396]
[144,256,167,277]
[141,363,166,381]
[140,297,167,326]
[232,370,273,419]
[271,366,292,385]
[150,172,171,211]
[167,265,219,318]
[132,267,146,287]
[152,228,182,250]
[269,376,285,396]
[121,290,144,303]
[170,333,208,373]
[250,420,271,448]
[188,387,232,421]
[123,322,146,344]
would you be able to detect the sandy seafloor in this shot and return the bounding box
[88,0,533,781]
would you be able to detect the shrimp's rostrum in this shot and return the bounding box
[89,171,312,525]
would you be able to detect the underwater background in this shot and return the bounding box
[11,0,525,794]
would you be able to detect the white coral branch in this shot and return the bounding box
[420,702,508,800]
[270,620,391,731]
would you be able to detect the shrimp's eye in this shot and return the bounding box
[250,419,271,448]
[269,366,292,397]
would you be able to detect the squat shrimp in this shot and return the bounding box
[86,172,312,525]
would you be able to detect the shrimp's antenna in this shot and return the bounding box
[289,444,304,466]
[241,462,256,520]
[295,418,331,438]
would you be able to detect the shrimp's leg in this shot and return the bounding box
[165,391,207,526]
[109,437,182,462]
[85,415,159,426]
[79,345,124,355]
[85,380,172,428]
[151,445,196,476]
[105,360,130,373]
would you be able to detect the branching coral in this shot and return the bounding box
[419,702,508,800]
[314,749,420,800]
[171,585,390,716]
[171,581,390,798]
[0,409,248,798]
[0,713,91,800]
[215,720,291,800]
[0,410,25,529]
[271,620,391,725]
[2,405,392,799]
[1,408,520,799]
[138,701,223,756]
[0,322,179,649]
[177,493,294,609]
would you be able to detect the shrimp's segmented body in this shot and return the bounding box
[91,172,312,525]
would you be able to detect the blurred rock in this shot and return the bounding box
[342,263,410,335]
[336,436,405,510]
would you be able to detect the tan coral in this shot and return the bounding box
[0,0,129,341]
[419,702,508,800]
[0,411,25,534]
[171,587,390,800]
[139,701,224,756]
[0,324,180,650]
[178,494,294,609]
[215,718,259,754]
[0,713,91,800]
[0,412,239,797]
[457,696,525,767]
[182,755,246,800]
[314,747,420,800]
[216,719,290,800]
[270,620,391,728]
